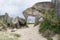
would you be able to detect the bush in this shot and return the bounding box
[48,37,53,40]
[39,8,60,39]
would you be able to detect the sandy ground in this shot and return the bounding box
[9,24,47,40]
[7,24,58,40]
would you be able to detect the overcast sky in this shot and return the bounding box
[0,0,51,18]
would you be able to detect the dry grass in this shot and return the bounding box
[0,32,20,40]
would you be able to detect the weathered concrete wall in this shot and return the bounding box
[23,2,55,26]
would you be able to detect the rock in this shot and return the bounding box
[11,17,28,29]
[16,17,28,28]
[42,30,55,38]
[11,29,16,32]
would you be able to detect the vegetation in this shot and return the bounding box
[0,32,20,40]
[39,8,60,40]
[48,37,53,40]
[11,33,20,37]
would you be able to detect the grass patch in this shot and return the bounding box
[11,33,20,37]
[0,32,20,40]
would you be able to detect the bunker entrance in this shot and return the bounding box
[27,16,35,26]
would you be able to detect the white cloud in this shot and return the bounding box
[1,5,20,17]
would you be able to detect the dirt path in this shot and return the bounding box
[11,24,47,40]
[6,24,58,40]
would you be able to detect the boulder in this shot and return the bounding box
[17,17,28,28]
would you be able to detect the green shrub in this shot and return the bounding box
[39,8,60,34]
[48,37,53,40]
[39,8,60,39]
